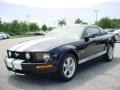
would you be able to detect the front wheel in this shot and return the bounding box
[58,53,77,81]
[104,45,114,62]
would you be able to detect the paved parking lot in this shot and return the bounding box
[0,37,120,90]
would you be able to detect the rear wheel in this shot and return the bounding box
[104,45,114,62]
[58,53,77,81]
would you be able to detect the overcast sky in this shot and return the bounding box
[0,0,120,26]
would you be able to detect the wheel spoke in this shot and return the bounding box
[70,62,74,67]
[68,68,72,75]
[64,63,67,68]
[64,68,69,75]
[66,58,70,65]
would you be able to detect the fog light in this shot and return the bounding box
[36,65,53,69]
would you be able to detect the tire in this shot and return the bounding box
[58,53,77,81]
[104,45,114,62]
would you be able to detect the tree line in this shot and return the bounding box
[0,20,41,35]
[96,17,120,29]
[0,17,120,35]
[0,18,88,35]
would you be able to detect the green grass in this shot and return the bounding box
[10,34,34,39]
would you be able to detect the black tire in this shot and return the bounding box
[58,53,77,81]
[104,45,114,62]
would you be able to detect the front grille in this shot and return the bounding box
[11,51,26,60]
[7,50,51,63]
[7,51,31,61]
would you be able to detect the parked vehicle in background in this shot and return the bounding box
[105,29,115,34]
[0,34,3,40]
[0,32,10,39]
[113,29,120,42]
[108,29,115,33]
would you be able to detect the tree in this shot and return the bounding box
[42,24,47,31]
[0,19,41,35]
[10,20,20,34]
[95,17,113,29]
[74,18,82,24]
[82,22,88,25]
[2,22,11,33]
[0,19,2,32]
[19,22,29,34]
[58,19,66,27]
[112,19,120,29]
[29,23,39,32]
[74,18,88,25]
[47,27,54,31]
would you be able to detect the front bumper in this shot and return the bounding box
[4,58,58,74]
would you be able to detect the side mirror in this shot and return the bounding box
[84,36,89,42]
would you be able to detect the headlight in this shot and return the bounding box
[8,51,12,57]
[43,53,50,61]
[35,53,51,62]
[26,53,30,59]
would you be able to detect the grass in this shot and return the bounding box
[10,34,34,39]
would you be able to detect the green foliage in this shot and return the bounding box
[0,20,2,32]
[96,17,120,29]
[42,24,47,31]
[112,19,120,29]
[74,18,82,24]
[74,18,88,25]
[47,27,54,31]
[0,20,41,35]
[29,23,40,32]
[11,20,20,34]
[95,17,112,29]
[82,22,88,25]
[19,22,29,34]
[58,19,66,27]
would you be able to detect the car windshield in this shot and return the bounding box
[45,26,85,37]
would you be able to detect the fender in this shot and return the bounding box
[50,44,79,62]
[106,35,115,47]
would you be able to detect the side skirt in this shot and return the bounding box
[78,50,107,64]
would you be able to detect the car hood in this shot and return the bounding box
[9,36,80,52]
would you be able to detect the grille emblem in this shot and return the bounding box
[15,53,20,57]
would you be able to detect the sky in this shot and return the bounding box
[0,0,120,26]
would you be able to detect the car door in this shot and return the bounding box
[78,27,99,59]
[93,27,107,53]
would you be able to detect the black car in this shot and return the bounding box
[4,25,116,81]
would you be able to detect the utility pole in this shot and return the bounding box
[0,17,1,21]
[26,15,30,32]
[94,10,100,23]
[26,15,30,24]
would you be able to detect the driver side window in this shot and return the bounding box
[84,27,100,37]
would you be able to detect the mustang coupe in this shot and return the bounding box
[5,25,116,81]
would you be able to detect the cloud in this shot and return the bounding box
[0,0,118,8]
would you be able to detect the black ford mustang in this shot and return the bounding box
[4,25,116,81]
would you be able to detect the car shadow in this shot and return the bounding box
[8,56,120,90]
